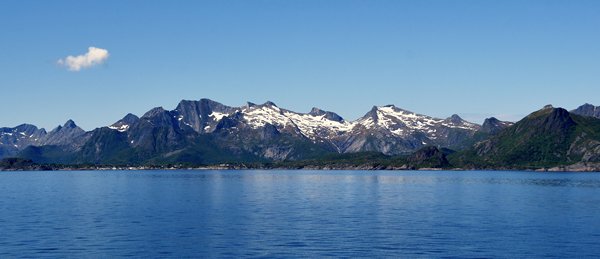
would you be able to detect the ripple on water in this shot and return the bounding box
[0,170,599,257]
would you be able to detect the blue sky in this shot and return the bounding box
[1,1,599,130]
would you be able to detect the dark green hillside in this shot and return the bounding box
[147,135,266,165]
[450,106,600,169]
[19,145,75,164]
[0,158,47,170]
[272,146,451,169]
[74,127,133,164]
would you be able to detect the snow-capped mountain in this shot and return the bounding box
[239,101,352,139]
[336,105,480,154]
[0,124,47,158]
[123,99,481,156]
[353,105,479,138]
[0,98,486,162]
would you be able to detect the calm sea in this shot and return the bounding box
[0,170,599,257]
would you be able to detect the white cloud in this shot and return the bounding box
[58,47,109,71]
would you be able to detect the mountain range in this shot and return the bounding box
[1,99,600,170]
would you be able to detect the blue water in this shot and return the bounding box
[1,170,600,257]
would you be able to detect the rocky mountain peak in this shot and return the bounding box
[547,107,573,125]
[142,107,168,119]
[571,103,600,119]
[309,107,324,115]
[121,113,140,124]
[263,101,277,107]
[109,113,140,132]
[139,107,175,127]
[521,107,575,135]
[175,99,228,112]
[175,100,196,110]
[362,106,380,120]
[14,124,41,135]
[480,117,513,134]
[308,107,344,122]
[445,114,464,124]
[41,119,87,147]
[63,119,77,128]
[172,99,237,133]
[199,98,216,103]
[483,117,500,126]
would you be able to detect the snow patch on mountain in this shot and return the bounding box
[108,124,130,132]
[283,111,354,139]
[209,111,228,121]
[242,104,291,129]
[237,102,354,140]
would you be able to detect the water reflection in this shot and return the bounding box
[66,170,600,188]
[0,170,599,257]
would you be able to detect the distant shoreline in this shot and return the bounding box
[2,165,599,173]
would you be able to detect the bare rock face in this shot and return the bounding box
[40,120,88,149]
[571,103,600,119]
[262,147,293,160]
[172,99,238,133]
